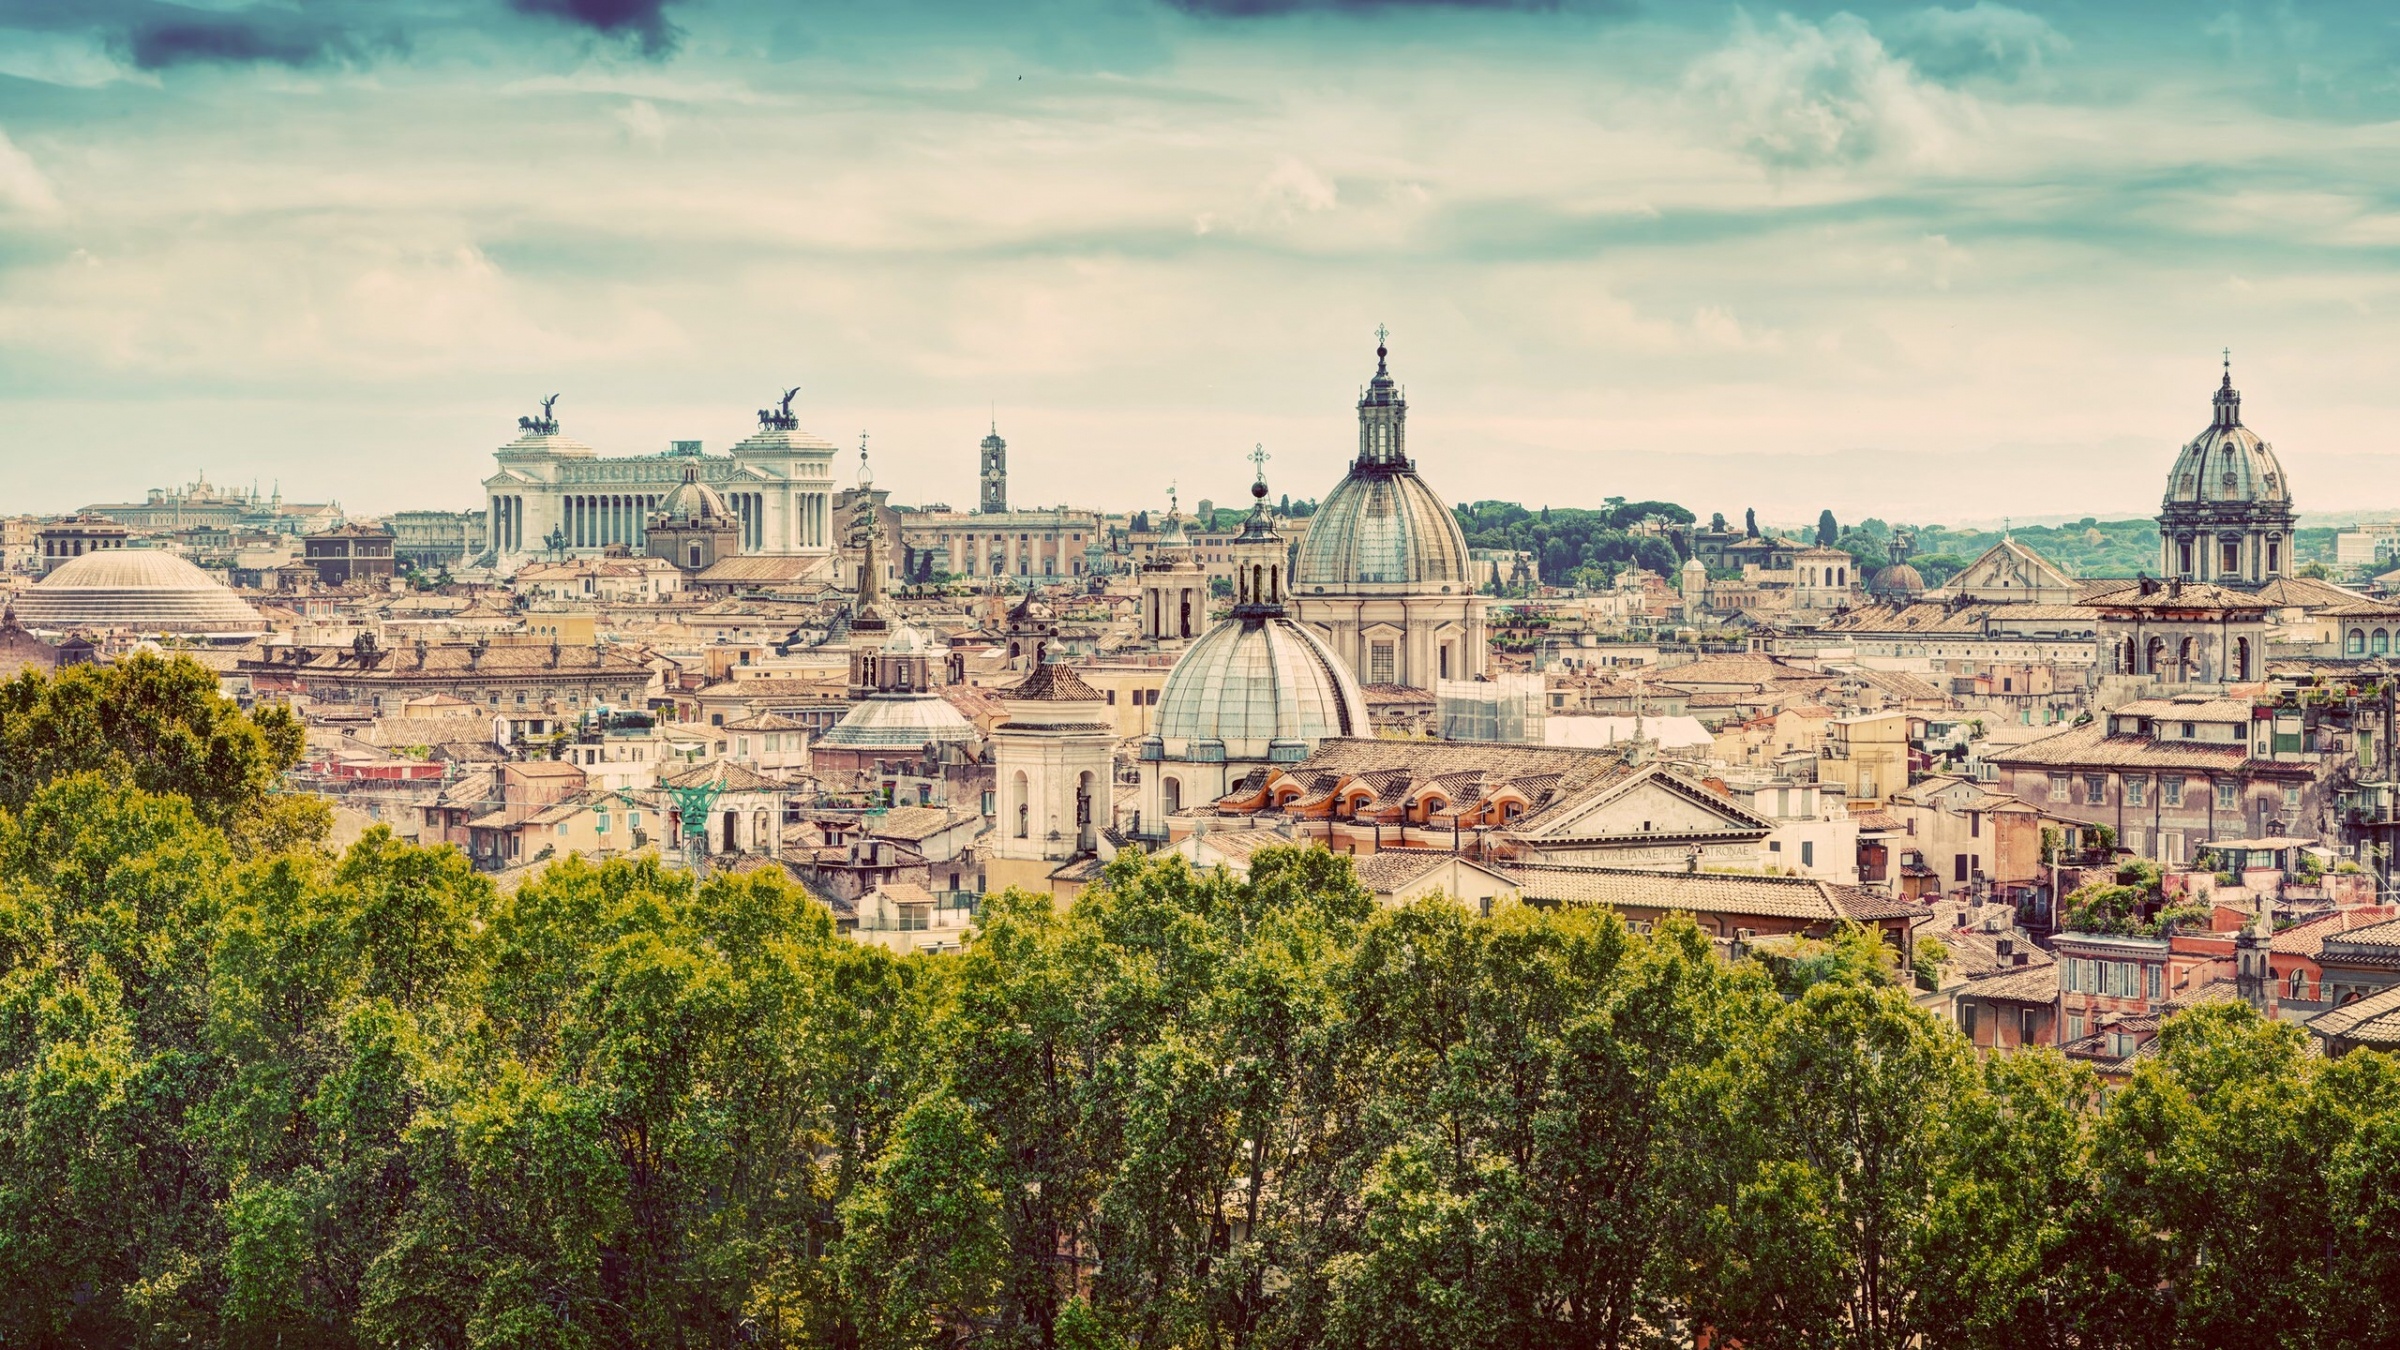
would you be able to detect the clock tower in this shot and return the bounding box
[979,423,1008,514]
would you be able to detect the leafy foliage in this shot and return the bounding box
[2,687,2398,1348]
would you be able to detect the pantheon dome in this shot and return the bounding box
[15,548,266,636]
[2158,358,2296,587]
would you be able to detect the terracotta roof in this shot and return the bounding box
[2309,984,2400,1045]
[240,641,650,679]
[865,806,973,842]
[2273,907,2400,958]
[1984,722,2254,772]
[1360,683,1436,705]
[662,759,782,792]
[1505,863,1918,923]
[1007,662,1103,701]
[1958,963,2059,1003]
[1348,850,1457,893]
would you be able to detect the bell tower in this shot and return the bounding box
[980,422,1008,514]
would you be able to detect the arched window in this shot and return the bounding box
[2290,968,2308,1001]
[2350,629,2368,656]
[1012,771,1030,838]
[1162,777,1182,815]
[2234,637,2251,682]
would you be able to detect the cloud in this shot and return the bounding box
[1687,13,1963,170]
[0,127,58,214]
[1886,3,2068,82]
[1162,0,1559,16]
[88,3,395,71]
[616,97,667,148]
[509,0,679,56]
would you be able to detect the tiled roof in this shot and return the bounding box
[1505,863,1917,923]
[1360,683,1436,705]
[1348,850,1457,893]
[2273,908,2400,958]
[1959,963,2058,1003]
[2114,697,2254,722]
[2308,984,2400,1045]
[866,806,971,841]
[662,759,782,792]
[1006,662,1103,701]
[241,641,651,679]
[1984,722,2253,771]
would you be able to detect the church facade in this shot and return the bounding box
[1292,338,1488,689]
[480,395,839,573]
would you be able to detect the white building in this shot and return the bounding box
[480,395,838,573]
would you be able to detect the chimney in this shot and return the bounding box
[1995,936,2014,958]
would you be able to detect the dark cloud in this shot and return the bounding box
[0,0,684,70]
[1164,0,1561,16]
[118,11,374,70]
[509,0,680,55]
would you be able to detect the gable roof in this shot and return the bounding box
[1505,863,1917,924]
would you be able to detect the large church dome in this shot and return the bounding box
[2164,364,2289,507]
[17,548,265,635]
[2156,357,2297,588]
[1153,612,1368,762]
[1293,341,1472,593]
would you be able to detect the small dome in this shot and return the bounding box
[1868,562,1925,600]
[816,692,977,750]
[1294,470,1470,589]
[1154,614,1367,760]
[20,548,265,634]
[657,463,731,523]
[2164,365,2289,507]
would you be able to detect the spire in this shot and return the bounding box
[2214,349,2242,430]
[1355,326,1409,471]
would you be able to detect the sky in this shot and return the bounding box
[3,0,2400,526]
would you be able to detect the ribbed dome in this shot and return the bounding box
[1868,562,1925,600]
[19,549,265,634]
[1154,615,1367,761]
[817,692,978,750]
[1294,470,1470,590]
[2164,368,2288,506]
[657,463,731,522]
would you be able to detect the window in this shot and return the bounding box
[2146,964,2162,1000]
[1369,641,1395,685]
[1801,840,1814,867]
[2222,540,2241,572]
[1970,812,1980,838]
[2020,1008,2038,1045]
[2126,777,2146,807]
[628,811,641,829]
[595,813,610,833]
[2086,775,2107,803]
[2050,773,2070,798]
[1954,853,1969,882]
[2162,777,2183,808]
[555,823,568,836]
[2291,969,2309,1001]
[1960,1003,1979,1041]
[2181,721,2196,739]
[2068,1013,2085,1042]
[2218,781,2238,810]
[2284,785,2302,809]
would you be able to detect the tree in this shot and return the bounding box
[1745,508,1758,538]
[1816,510,1839,546]
[1684,971,1970,1350]
[1711,512,1728,532]
[0,652,311,841]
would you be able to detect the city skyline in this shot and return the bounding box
[6,2,2400,516]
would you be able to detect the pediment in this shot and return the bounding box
[1526,768,1773,841]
